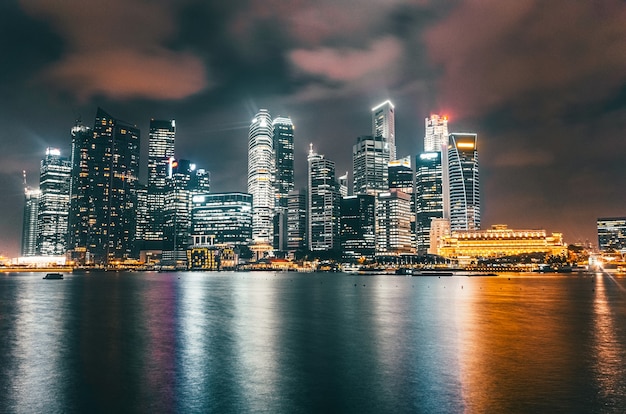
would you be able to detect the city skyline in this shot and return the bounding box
[1,1,626,256]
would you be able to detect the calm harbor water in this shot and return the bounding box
[1,271,625,413]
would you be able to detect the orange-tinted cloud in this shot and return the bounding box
[20,0,209,100]
[425,0,626,120]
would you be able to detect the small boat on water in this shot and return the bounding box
[43,272,64,280]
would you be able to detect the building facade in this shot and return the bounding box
[21,185,40,257]
[372,100,396,161]
[287,189,307,252]
[438,225,567,260]
[191,192,252,247]
[352,135,389,195]
[162,159,210,265]
[340,194,376,263]
[145,119,176,246]
[424,115,449,152]
[597,217,626,252]
[272,116,294,251]
[308,146,340,251]
[67,109,140,266]
[37,148,72,256]
[376,190,413,255]
[415,152,444,254]
[247,109,274,245]
[447,133,480,231]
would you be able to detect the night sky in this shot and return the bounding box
[1,0,625,257]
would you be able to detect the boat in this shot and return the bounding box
[43,272,64,280]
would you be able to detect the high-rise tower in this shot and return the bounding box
[424,115,449,152]
[447,133,480,231]
[21,171,40,257]
[272,116,294,251]
[352,135,389,195]
[308,145,340,251]
[247,109,274,245]
[38,148,71,256]
[372,100,396,161]
[146,119,176,245]
[67,108,140,266]
[415,152,443,254]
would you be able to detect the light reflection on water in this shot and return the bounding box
[0,272,625,413]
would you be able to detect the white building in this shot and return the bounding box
[247,109,275,245]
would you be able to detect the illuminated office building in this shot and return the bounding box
[287,189,307,251]
[372,100,396,161]
[353,135,389,195]
[145,119,176,245]
[67,109,140,266]
[597,217,626,252]
[376,190,413,255]
[191,192,252,247]
[308,146,340,251]
[438,225,567,260]
[162,159,210,265]
[247,109,274,245]
[447,133,480,231]
[415,152,444,254]
[272,116,294,251]
[37,148,72,256]
[21,178,40,257]
[424,115,449,152]
[340,194,376,263]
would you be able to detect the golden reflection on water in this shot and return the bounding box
[592,274,626,408]
[457,275,596,412]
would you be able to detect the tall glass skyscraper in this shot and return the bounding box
[372,100,396,161]
[424,115,449,152]
[447,133,480,231]
[191,192,252,247]
[352,135,389,195]
[247,109,274,245]
[272,116,294,251]
[21,173,40,257]
[287,189,307,252]
[67,108,140,266]
[162,159,210,265]
[415,152,443,254]
[146,119,176,245]
[308,145,340,251]
[37,148,71,256]
[340,194,376,263]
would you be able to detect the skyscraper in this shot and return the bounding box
[388,156,415,250]
[37,148,71,256]
[376,190,413,255]
[67,121,92,264]
[287,189,307,252]
[447,133,480,231]
[424,115,449,152]
[67,108,140,266]
[146,119,176,245]
[272,116,294,251]
[308,145,340,251]
[247,109,274,245]
[191,192,252,247]
[21,171,40,257]
[162,159,210,265]
[372,100,396,161]
[415,152,444,254]
[352,135,389,195]
[340,194,376,263]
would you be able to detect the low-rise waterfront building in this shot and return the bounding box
[438,224,567,260]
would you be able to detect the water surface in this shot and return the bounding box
[0,271,624,413]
